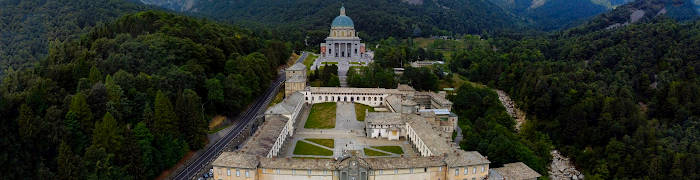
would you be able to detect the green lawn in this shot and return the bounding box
[293,157,332,159]
[293,141,333,156]
[306,138,334,148]
[363,148,390,156]
[303,53,318,70]
[304,102,336,129]
[349,62,366,65]
[371,146,404,154]
[354,103,375,121]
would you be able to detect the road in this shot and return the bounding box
[172,52,308,180]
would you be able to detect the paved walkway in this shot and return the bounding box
[283,102,420,158]
[335,102,364,131]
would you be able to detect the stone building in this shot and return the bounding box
[211,5,540,180]
[213,150,491,180]
[285,63,307,97]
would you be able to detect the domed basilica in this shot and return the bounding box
[318,5,372,63]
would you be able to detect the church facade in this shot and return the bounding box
[319,6,371,62]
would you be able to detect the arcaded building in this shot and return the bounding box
[212,5,539,180]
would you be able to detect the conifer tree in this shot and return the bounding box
[176,89,206,149]
[153,90,178,135]
[17,103,38,139]
[88,65,102,84]
[92,112,123,154]
[68,92,93,134]
[56,141,81,180]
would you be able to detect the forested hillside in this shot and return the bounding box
[489,0,699,30]
[567,0,700,35]
[137,0,524,49]
[489,0,612,30]
[0,0,151,76]
[450,18,700,179]
[0,11,290,179]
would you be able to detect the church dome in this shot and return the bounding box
[331,5,354,27]
[331,15,354,27]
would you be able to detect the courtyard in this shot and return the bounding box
[288,102,417,159]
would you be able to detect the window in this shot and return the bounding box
[455,169,459,176]
[324,170,328,174]
[292,169,296,175]
[227,169,230,176]
[424,168,427,172]
[439,167,442,171]
[308,170,312,174]
[245,170,249,177]
[379,170,383,174]
[236,169,240,177]
[394,169,398,174]
[276,169,280,174]
[473,167,476,174]
[410,168,414,173]
[464,168,468,175]
[481,166,485,172]
[472,178,476,180]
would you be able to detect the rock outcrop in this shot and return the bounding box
[549,150,584,180]
[495,90,526,131]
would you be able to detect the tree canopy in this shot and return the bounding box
[0,11,291,179]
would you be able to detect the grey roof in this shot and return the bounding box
[259,157,336,170]
[365,112,403,125]
[443,151,490,167]
[287,63,306,71]
[402,99,417,106]
[265,92,304,115]
[397,84,415,91]
[491,162,541,180]
[364,156,444,169]
[406,114,455,155]
[385,95,403,112]
[416,92,452,106]
[212,152,259,169]
[238,115,288,156]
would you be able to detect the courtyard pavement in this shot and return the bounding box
[283,102,418,159]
